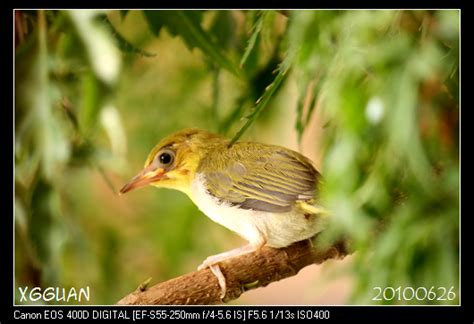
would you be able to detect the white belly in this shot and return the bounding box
[189,174,323,248]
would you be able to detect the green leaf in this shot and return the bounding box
[240,11,266,68]
[35,11,70,181]
[67,10,121,85]
[295,78,318,143]
[102,16,156,57]
[119,10,129,21]
[209,11,236,50]
[29,179,67,286]
[79,72,101,133]
[99,105,127,158]
[143,10,241,78]
[229,53,292,146]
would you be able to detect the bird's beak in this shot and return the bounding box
[119,165,166,194]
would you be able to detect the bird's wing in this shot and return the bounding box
[198,143,321,213]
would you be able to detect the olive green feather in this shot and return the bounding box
[197,142,321,213]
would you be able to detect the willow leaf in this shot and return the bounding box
[229,54,292,146]
[144,10,241,78]
[119,10,129,21]
[240,11,266,68]
[102,16,156,57]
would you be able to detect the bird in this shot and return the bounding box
[119,128,327,298]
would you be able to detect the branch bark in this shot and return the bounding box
[117,239,350,305]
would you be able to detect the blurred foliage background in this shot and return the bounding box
[14,10,459,305]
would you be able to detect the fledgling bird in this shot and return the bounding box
[120,129,327,297]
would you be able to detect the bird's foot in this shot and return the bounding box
[198,244,259,270]
[197,256,230,300]
[209,264,227,299]
[198,244,261,300]
[198,255,230,300]
[198,253,232,271]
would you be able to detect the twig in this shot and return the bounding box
[117,239,351,305]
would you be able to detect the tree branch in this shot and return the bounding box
[117,239,351,305]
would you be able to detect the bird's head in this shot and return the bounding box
[119,128,225,196]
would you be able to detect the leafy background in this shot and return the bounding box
[15,10,459,305]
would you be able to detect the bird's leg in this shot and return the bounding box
[198,241,265,299]
[198,243,260,270]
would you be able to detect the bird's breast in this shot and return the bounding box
[189,173,323,248]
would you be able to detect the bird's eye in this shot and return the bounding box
[160,153,172,164]
[156,149,175,167]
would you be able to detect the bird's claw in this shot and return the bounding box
[209,264,226,299]
[198,261,227,300]
[197,245,260,299]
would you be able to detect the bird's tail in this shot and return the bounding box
[298,201,330,217]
